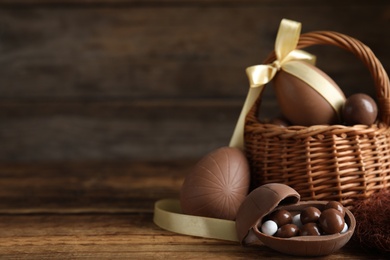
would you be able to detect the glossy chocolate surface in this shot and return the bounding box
[273,61,345,126]
[325,201,345,217]
[275,224,299,238]
[269,209,292,226]
[235,184,356,257]
[319,209,345,234]
[342,93,378,125]
[300,206,321,224]
[300,223,322,236]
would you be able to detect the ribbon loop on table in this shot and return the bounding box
[229,19,315,149]
[153,199,239,242]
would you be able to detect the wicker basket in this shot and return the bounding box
[245,31,390,208]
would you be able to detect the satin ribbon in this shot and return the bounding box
[229,19,316,149]
[153,199,239,242]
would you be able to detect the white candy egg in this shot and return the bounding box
[261,220,278,236]
[292,213,303,228]
[341,222,348,234]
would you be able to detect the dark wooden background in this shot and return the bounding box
[0,0,389,213]
[0,0,388,164]
[0,1,389,258]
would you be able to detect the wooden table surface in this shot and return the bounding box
[0,161,387,259]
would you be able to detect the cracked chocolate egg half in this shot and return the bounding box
[180,147,250,220]
[236,183,356,256]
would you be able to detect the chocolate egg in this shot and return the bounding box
[236,184,356,256]
[342,93,378,125]
[275,224,299,238]
[261,220,278,236]
[325,201,345,217]
[273,61,345,126]
[300,206,321,224]
[300,223,322,236]
[292,213,303,228]
[270,116,290,127]
[269,209,292,226]
[180,147,250,220]
[319,208,345,234]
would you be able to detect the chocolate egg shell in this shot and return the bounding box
[180,147,250,220]
[236,184,356,257]
[236,183,300,243]
[273,61,346,126]
[255,202,354,256]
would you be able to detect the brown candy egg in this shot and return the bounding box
[269,209,292,226]
[270,117,290,127]
[319,209,345,234]
[325,201,345,217]
[342,93,378,125]
[300,206,321,224]
[275,224,299,238]
[300,223,322,236]
[180,147,250,220]
[273,61,345,126]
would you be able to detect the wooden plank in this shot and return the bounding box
[0,161,191,213]
[0,100,254,162]
[0,4,387,99]
[0,159,386,258]
[0,213,385,259]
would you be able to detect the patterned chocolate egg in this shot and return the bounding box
[180,147,250,220]
[273,61,346,126]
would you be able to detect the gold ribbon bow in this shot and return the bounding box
[229,19,316,149]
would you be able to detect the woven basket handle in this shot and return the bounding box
[263,31,390,125]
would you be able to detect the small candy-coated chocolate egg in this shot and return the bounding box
[341,222,348,234]
[292,213,303,228]
[300,223,322,236]
[319,208,345,234]
[269,209,292,227]
[275,224,299,238]
[342,93,378,125]
[300,206,321,224]
[261,220,278,236]
[325,201,345,217]
[270,117,290,127]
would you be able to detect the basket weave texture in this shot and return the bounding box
[245,31,390,208]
